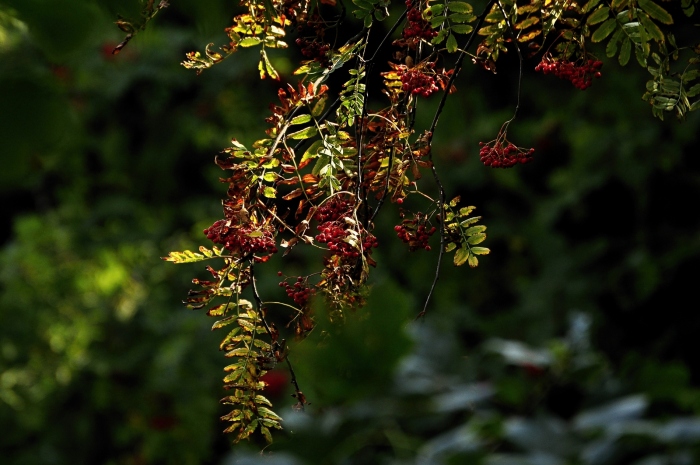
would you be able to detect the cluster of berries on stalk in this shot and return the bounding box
[535,54,603,90]
[278,274,316,308]
[204,220,278,259]
[295,37,331,68]
[400,64,439,97]
[479,137,534,168]
[314,198,379,260]
[395,212,437,251]
[403,0,438,43]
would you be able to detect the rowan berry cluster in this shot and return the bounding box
[403,0,438,43]
[204,220,278,258]
[479,141,534,168]
[535,55,603,90]
[316,223,379,258]
[295,37,331,67]
[278,275,316,308]
[313,198,353,223]
[395,214,437,251]
[400,66,439,97]
[314,198,379,259]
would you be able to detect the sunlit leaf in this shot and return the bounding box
[239,37,262,47]
[290,114,312,125]
[467,233,486,244]
[288,126,319,140]
[454,246,469,266]
[448,2,473,14]
[471,247,490,255]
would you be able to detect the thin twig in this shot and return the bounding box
[418,0,497,319]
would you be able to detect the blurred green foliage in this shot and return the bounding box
[1,0,700,464]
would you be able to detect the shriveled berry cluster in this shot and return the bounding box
[314,198,379,259]
[395,214,436,251]
[535,55,603,90]
[278,275,316,308]
[479,141,534,168]
[204,220,278,258]
[295,37,331,68]
[400,65,439,97]
[403,0,438,43]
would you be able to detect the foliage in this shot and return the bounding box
[1,0,700,463]
[110,0,700,443]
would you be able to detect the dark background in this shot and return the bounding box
[1,1,700,464]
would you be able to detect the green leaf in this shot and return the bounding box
[312,94,328,117]
[459,216,482,227]
[454,246,469,266]
[239,37,262,47]
[448,1,473,14]
[225,347,254,358]
[458,206,475,216]
[467,233,486,245]
[430,4,445,15]
[446,33,458,53]
[471,247,490,255]
[606,28,625,57]
[635,42,649,67]
[258,406,283,421]
[451,24,474,34]
[352,0,374,10]
[162,249,212,263]
[432,29,449,44]
[464,225,486,235]
[682,69,700,84]
[261,426,273,443]
[587,6,610,25]
[260,50,279,80]
[619,37,631,65]
[300,139,323,165]
[213,315,238,330]
[219,327,242,350]
[582,0,602,13]
[288,126,319,140]
[638,0,673,24]
[445,242,457,252]
[431,16,445,28]
[448,13,475,23]
[637,12,664,42]
[467,253,479,268]
[289,114,312,125]
[686,83,700,98]
[591,18,617,42]
[255,395,273,406]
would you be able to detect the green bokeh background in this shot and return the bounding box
[1,1,700,464]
